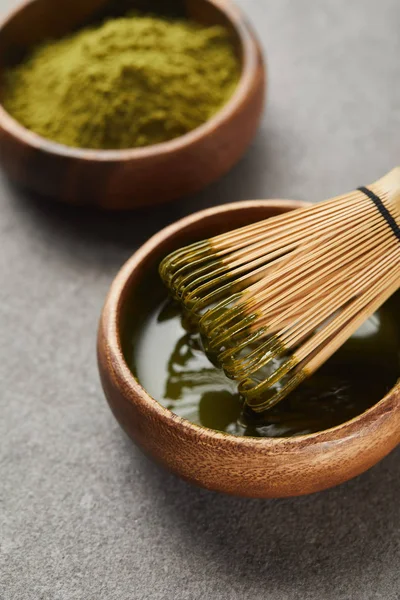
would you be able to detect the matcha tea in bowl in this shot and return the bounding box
[0,0,265,208]
[98,200,400,498]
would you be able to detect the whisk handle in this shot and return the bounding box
[358,186,400,241]
[365,167,400,237]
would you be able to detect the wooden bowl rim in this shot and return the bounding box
[100,199,400,452]
[0,0,262,161]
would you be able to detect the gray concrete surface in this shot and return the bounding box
[1,0,399,598]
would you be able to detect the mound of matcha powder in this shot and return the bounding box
[3,12,240,150]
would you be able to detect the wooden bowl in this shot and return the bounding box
[97,200,400,497]
[0,0,265,209]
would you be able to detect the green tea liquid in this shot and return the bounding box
[132,297,400,438]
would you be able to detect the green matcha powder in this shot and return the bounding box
[3,12,240,150]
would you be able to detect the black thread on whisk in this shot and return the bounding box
[358,186,400,241]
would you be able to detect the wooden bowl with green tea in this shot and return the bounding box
[0,0,265,209]
[98,200,400,498]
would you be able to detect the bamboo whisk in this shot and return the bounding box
[159,169,400,412]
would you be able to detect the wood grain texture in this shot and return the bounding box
[0,0,266,209]
[97,200,400,498]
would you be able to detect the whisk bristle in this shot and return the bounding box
[160,168,400,412]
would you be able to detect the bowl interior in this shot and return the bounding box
[117,202,400,437]
[0,0,244,83]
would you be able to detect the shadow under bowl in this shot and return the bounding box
[97,200,400,497]
[0,0,266,209]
